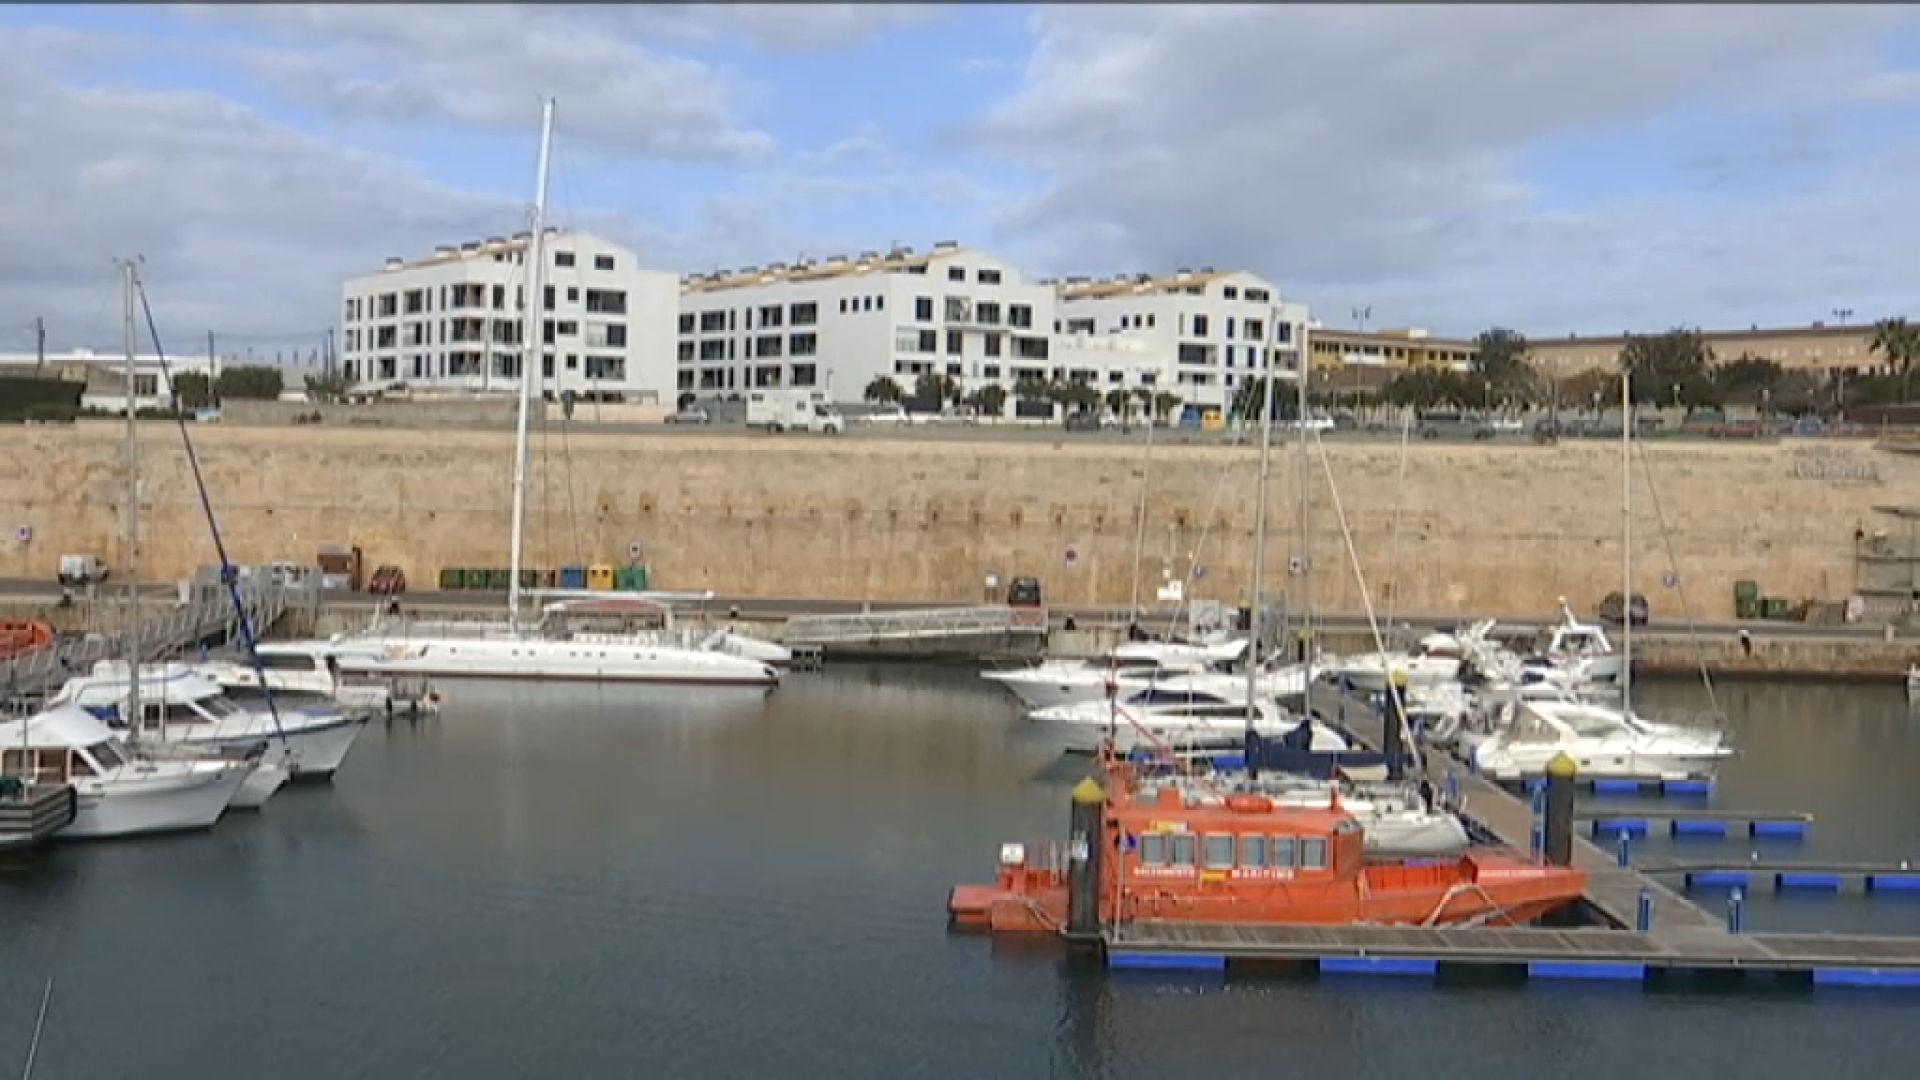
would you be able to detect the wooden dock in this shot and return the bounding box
[1087,689,1920,989]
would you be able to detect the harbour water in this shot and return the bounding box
[1,668,1916,1078]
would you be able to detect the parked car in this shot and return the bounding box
[1597,591,1649,627]
[666,406,710,425]
[1064,411,1103,432]
[1417,411,1495,440]
[56,553,108,587]
[369,564,408,596]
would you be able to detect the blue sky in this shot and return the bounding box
[3,4,1919,351]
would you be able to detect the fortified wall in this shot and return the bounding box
[0,424,1909,618]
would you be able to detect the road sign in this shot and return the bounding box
[1064,548,1079,568]
[13,526,29,543]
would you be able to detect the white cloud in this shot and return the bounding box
[177,4,775,162]
[967,5,1920,333]
[621,4,947,53]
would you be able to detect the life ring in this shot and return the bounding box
[1225,794,1273,814]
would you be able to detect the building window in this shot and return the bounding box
[1014,336,1048,360]
[914,296,933,322]
[985,335,1002,358]
[699,311,726,334]
[1223,286,1238,300]
[789,302,817,326]
[947,265,966,281]
[946,329,964,356]
[678,313,695,334]
[567,286,579,304]
[699,340,726,361]
[790,363,817,387]
[1226,317,1236,339]
[755,334,783,358]
[594,254,615,271]
[1246,288,1271,303]
[1275,322,1291,344]
[554,251,575,268]
[875,295,884,310]
[977,302,1001,326]
[1245,319,1265,341]
[789,332,818,357]
[677,341,694,362]
[917,329,938,353]
[838,298,848,313]
[944,296,971,322]
[585,289,626,315]
[1192,314,1210,337]
[760,305,784,328]
[978,268,1002,285]
[1009,304,1033,329]
[983,364,1001,379]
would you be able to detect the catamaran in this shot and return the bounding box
[981,639,1245,709]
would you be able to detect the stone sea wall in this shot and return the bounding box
[0,423,1909,619]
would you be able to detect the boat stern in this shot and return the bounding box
[948,842,1069,933]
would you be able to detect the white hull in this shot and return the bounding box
[332,635,779,687]
[160,715,366,780]
[1332,659,1461,694]
[66,763,251,838]
[982,670,1118,710]
[1045,716,1349,756]
[1474,745,1731,782]
[229,759,290,810]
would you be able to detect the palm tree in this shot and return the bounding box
[1869,317,1920,399]
[1152,391,1183,423]
[864,375,903,404]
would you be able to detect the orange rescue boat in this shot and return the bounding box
[0,619,54,661]
[950,757,1586,934]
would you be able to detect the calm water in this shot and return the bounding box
[1,668,1917,1078]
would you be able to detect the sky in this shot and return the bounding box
[4,3,1920,357]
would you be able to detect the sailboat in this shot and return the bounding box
[317,99,778,689]
[3,262,256,835]
[1471,371,1731,780]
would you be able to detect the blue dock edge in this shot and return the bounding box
[1868,874,1920,892]
[1590,819,1649,837]
[1777,873,1843,891]
[1521,777,1712,798]
[1671,819,1729,838]
[1751,820,1811,839]
[1105,950,1920,990]
[1107,952,1225,972]
[1686,871,1751,889]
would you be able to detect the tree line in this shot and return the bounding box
[169,365,287,408]
[1374,320,1920,414]
[864,373,1187,421]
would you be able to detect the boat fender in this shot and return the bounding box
[1225,794,1273,814]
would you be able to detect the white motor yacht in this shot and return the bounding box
[0,706,253,838]
[51,662,367,781]
[198,640,397,717]
[1031,697,1348,756]
[1469,696,1731,781]
[1326,631,1465,693]
[982,640,1246,710]
[1520,600,1625,685]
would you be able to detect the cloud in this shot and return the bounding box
[966,5,1920,334]
[621,4,948,53]
[0,55,514,350]
[178,4,775,162]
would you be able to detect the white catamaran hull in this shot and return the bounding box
[333,637,779,688]
[1473,745,1731,782]
[67,765,252,838]
[165,715,366,780]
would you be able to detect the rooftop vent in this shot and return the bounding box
[383,257,404,270]
[825,255,848,266]
[433,245,456,256]
[485,235,506,246]
[459,242,480,252]
[767,262,788,272]
[1199,266,1215,274]
[511,230,531,241]
[739,265,759,275]
[1175,267,1191,278]
[858,250,879,261]
[932,240,959,251]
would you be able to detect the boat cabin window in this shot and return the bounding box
[1238,835,1267,867]
[1168,834,1196,867]
[1139,833,1167,865]
[86,740,125,771]
[1202,834,1235,869]
[195,695,243,719]
[1131,688,1225,706]
[1300,837,1328,870]
[67,749,96,777]
[254,653,319,672]
[1,748,68,785]
[1183,704,1253,719]
[140,702,202,730]
[1270,835,1296,868]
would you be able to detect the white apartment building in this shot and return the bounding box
[1053,269,1311,413]
[338,229,678,404]
[675,242,1066,408]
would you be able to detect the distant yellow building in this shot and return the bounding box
[1308,327,1476,374]
[1525,322,1890,381]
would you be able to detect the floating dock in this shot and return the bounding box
[1637,860,1920,894]
[1087,692,1920,990]
[1581,809,1813,840]
[0,784,75,852]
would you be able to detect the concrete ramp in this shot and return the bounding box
[779,605,1047,655]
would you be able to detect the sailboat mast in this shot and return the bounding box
[121,261,145,740]
[1295,320,1313,658]
[508,96,556,632]
[1621,366,1633,712]
[1245,353,1277,754]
